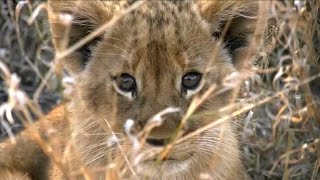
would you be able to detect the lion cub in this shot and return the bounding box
[0,1,263,179]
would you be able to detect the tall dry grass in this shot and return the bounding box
[0,0,319,179]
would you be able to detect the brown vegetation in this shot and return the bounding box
[0,0,319,179]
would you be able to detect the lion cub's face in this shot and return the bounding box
[49,0,258,178]
[86,3,233,136]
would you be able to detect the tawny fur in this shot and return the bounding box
[0,1,264,179]
[0,169,30,180]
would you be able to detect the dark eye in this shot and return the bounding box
[117,73,136,92]
[182,72,202,90]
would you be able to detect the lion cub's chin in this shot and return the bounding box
[136,156,194,178]
[127,143,198,178]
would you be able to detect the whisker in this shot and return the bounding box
[198,142,239,153]
[104,118,137,177]
[81,140,123,151]
[85,151,108,165]
[73,122,98,136]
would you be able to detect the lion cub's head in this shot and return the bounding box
[49,0,261,179]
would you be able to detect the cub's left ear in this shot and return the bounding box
[198,1,267,70]
[48,0,115,76]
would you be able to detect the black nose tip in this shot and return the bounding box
[146,138,168,146]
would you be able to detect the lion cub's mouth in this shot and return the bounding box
[141,137,193,163]
[146,138,169,147]
[145,128,193,147]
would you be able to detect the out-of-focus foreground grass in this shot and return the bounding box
[0,0,319,179]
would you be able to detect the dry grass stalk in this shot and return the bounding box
[0,0,319,179]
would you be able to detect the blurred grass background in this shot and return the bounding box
[0,0,61,138]
[0,0,319,179]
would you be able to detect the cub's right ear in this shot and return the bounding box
[198,1,268,71]
[48,0,115,75]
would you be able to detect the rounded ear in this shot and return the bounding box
[48,0,120,75]
[198,1,267,70]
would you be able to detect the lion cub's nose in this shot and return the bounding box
[139,110,182,146]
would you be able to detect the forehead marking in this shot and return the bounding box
[122,1,201,95]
